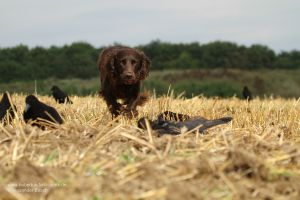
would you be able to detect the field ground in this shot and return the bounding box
[0,94,300,200]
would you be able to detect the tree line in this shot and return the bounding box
[0,40,299,82]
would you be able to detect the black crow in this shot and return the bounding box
[138,111,232,136]
[242,86,252,101]
[23,95,63,128]
[0,92,16,124]
[50,85,73,104]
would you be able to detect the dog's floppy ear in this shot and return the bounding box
[109,54,115,75]
[139,51,150,80]
[103,51,117,77]
[97,48,117,79]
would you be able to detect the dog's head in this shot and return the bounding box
[110,48,150,85]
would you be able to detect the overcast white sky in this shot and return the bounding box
[0,0,299,52]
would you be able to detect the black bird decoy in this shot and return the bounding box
[0,92,16,124]
[242,86,252,101]
[50,85,73,104]
[138,111,233,136]
[23,95,63,128]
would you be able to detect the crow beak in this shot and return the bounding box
[24,104,31,112]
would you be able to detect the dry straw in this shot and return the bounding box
[0,94,299,200]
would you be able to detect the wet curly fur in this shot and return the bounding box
[98,46,150,118]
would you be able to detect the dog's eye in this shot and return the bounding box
[131,60,137,65]
[121,59,126,65]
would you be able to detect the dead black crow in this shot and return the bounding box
[138,111,232,136]
[0,92,16,124]
[51,85,73,104]
[242,86,253,101]
[23,95,63,128]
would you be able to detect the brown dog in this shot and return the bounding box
[98,46,150,118]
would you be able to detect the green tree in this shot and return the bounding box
[274,51,300,69]
[245,44,276,69]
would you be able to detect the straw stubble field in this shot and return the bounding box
[0,94,300,200]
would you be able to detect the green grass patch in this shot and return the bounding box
[1,69,299,98]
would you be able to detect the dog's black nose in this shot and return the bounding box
[124,74,134,80]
